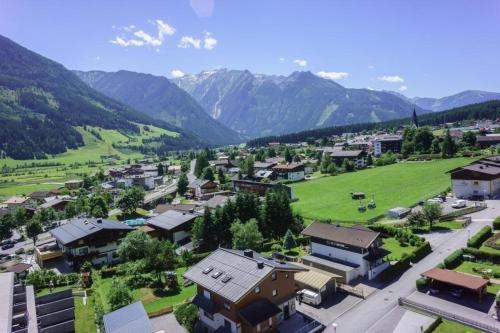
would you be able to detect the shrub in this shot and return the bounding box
[467,226,493,248]
[443,249,463,269]
[416,277,428,292]
[380,254,413,282]
[493,217,500,230]
[174,303,198,333]
[100,266,119,278]
[462,247,500,264]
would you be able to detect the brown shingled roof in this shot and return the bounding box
[421,268,488,291]
[301,222,379,249]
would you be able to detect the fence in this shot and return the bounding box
[398,297,500,333]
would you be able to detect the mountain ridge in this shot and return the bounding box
[74,70,243,146]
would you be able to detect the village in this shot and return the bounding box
[1,113,500,333]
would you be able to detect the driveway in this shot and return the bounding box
[295,292,362,325]
[150,313,186,333]
[366,306,435,333]
[322,210,495,333]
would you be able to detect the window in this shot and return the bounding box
[473,181,479,185]
[272,289,278,297]
[272,272,277,281]
[255,286,261,294]
[203,289,211,300]
[269,317,273,328]
[223,302,231,310]
[285,273,289,279]
[78,247,88,255]
[204,310,214,320]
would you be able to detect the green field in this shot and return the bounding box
[291,158,475,223]
[431,319,481,333]
[0,125,176,199]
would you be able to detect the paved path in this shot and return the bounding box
[150,313,187,333]
[323,214,494,333]
[407,291,499,329]
[366,306,435,333]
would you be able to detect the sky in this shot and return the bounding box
[1,0,499,98]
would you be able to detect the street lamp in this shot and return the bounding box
[331,323,338,333]
[467,228,471,240]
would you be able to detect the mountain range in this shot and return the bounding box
[74,70,243,146]
[175,69,500,138]
[0,34,201,159]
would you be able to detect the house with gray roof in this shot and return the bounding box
[184,248,307,333]
[330,150,368,169]
[301,222,389,283]
[103,301,153,333]
[46,218,133,268]
[147,210,197,245]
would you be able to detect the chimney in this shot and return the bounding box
[243,249,253,258]
[257,261,264,269]
[97,218,103,224]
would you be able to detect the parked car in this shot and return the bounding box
[429,287,440,294]
[298,289,322,306]
[451,200,466,208]
[427,198,443,204]
[1,243,14,250]
[14,247,25,255]
[450,288,463,298]
[0,239,12,246]
[0,253,8,259]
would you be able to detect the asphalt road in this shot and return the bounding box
[323,210,495,333]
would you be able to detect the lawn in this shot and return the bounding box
[455,261,500,295]
[290,158,475,223]
[479,233,500,255]
[261,245,308,259]
[412,221,465,234]
[431,319,481,333]
[75,296,97,333]
[95,267,195,315]
[382,237,417,261]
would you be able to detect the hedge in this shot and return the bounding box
[439,206,486,221]
[467,226,493,248]
[493,217,500,230]
[462,247,500,264]
[412,242,432,262]
[443,249,463,269]
[423,316,442,333]
[380,254,412,282]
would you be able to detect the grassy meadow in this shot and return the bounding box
[291,157,475,223]
[0,125,176,199]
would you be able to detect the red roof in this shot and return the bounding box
[422,268,488,291]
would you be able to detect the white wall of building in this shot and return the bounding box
[452,179,493,198]
[311,242,368,276]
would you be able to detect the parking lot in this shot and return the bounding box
[295,292,363,325]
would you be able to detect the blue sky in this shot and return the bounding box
[1,0,499,98]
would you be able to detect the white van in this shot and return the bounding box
[451,200,466,208]
[299,289,322,306]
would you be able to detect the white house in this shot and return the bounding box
[451,156,500,199]
[301,222,389,283]
[272,163,305,181]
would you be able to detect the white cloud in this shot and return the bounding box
[95,56,101,61]
[178,36,201,49]
[203,32,217,50]
[368,65,375,70]
[293,59,307,67]
[110,19,175,48]
[377,75,405,83]
[171,69,185,78]
[398,85,408,92]
[156,19,176,38]
[279,57,285,63]
[316,71,349,81]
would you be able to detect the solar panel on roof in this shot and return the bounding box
[221,275,232,283]
[211,270,223,279]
